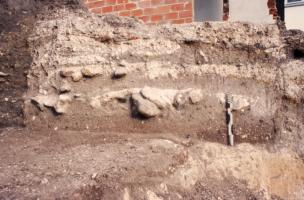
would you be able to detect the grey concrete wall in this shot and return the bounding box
[194,0,223,21]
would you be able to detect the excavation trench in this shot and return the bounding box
[23,12,285,145]
[1,1,304,199]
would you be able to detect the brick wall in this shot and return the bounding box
[223,0,229,20]
[268,0,278,19]
[83,0,193,24]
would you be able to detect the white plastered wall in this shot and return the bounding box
[229,0,275,23]
[285,4,304,30]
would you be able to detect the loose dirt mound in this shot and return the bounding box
[1,129,303,199]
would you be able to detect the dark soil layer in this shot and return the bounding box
[0,0,85,128]
[0,5,34,127]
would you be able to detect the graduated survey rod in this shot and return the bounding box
[226,94,234,146]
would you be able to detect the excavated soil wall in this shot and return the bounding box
[1,2,304,199]
[23,8,290,145]
[1,0,303,148]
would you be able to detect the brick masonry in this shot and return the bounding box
[268,0,278,19]
[223,0,229,21]
[83,0,278,24]
[83,0,193,24]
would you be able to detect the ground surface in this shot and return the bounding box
[1,128,303,200]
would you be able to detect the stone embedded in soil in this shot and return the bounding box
[59,69,75,77]
[132,93,161,118]
[31,94,73,114]
[140,87,177,109]
[146,190,163,200]
[54,94,73,114]
[71,71,83,82]
[0,72,9,77]
[59,80,72,93]
[101,88,141,102]
[90,97,101,109]
[81,67,103,77]
[232,95,251,111]
[123,188,131,200]
[173,92,187,109]
[119,60,128,67]
[31,95,58,111]
[217,93,251,111]
[113,67,127,78]
[188,89,203,104]
[59,69,83,82]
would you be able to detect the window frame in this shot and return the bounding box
[285,0,304,7]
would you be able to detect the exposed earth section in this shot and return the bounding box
[0,0,304,199]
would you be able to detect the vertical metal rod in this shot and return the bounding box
[226,94,234,146]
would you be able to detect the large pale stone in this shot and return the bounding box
[146,190,163,200]
[31,95,58,111]
[217,93,251,111]
[0,72,9,77]
[140,87,177,109]
[113,67,128,78]
[188,89,203,104]
[59,80,72,93]
[81,67,103,77]
[54,94,73,114]
[132,93,161,118]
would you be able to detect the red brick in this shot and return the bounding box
[132,9,144,16]
[164,12,178,20]
[184,17,192,23]
[114,4,125,11]
[171,19,184,24]
[106,0,116,5]
[91,7,102,14]
[153,5,170,14]
[144,8,154,15]
[151,0,163,5]
[87,1,104,9]
[179,10,192,18]
[138,1,151,8]
[139,15,150,22]
[117,0,128,3]
[184,2,192,10]
[102,6,113,13]
[164,0,176,4]
[125,3,137,10]
[171,3,184,11]
[119,11,131,16]
[151,15,163,21]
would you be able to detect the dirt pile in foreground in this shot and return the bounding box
[1,129,303,199]
[0,1,304,199]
